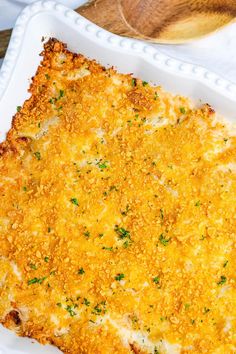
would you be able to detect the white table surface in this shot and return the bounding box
[0,0,236,84]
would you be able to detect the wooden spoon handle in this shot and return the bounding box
[77,0,139,37]
[0,0,137,59]
[0,29,12,59]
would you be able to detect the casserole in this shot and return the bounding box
[0,2,236,354]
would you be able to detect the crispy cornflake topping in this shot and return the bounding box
[0,39,235,354]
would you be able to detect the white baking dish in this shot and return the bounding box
[0,1,236,353]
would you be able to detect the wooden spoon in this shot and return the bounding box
[1,0,236,58]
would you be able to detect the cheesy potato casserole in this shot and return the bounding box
[0,39,236,354]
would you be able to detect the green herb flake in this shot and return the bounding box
[28,276,46,285]
[102,246,113,251]
[98,233,104,238]
[223,138,228,143]
[44,256,49,263]
[159,233,171,246]
[29,264,37,270]
[48,227,51,233]
[114,225,130,239]
[123,240,131,248]
[195,200,201,207]
[109,185,118,192]
[153,276,159,284]
[98,161,108,170]
[58,89,64,99]
[154,347,160,354]
[179,107,186,114]
[84,231,90,238]
[217,275,227,286]
[154,92,159,100]
[93,304,102,315]
[223,260,228,268]
[185,303,190,310]
[56,302,62,307]
[65,305,76,317]
[34,151,41,160]
[83,298,90,306]
[70,198,79,206]
[45,73,50,80]
[23,186,27,192]
[204,307,210,314]
[127,120,132,127]
[142,81,148,86]
[131,78,136,87]
[16,106,21,112]
[115,273,125,281]
[49,97,56,104]
[78,267,85,275]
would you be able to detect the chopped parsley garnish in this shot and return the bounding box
[83,298,90,306]
[70,198,79,206]
[217,275,227,285]
[185,303,190,310]
[98,233,104,238]
[114,225,130,239]
[123,240,131,248]
[195,200,201,207]
[58,89,64,99]
[56,302,62,307]
[65,305,76,317]
[84,231,90,238]
[159,233,171,246]
[93,304,102,315]
[98,161,108,170]
[102,246,113,251]
[23,186,27,192]
[109,185,118,192]
[16,106,21,112]
[29,264,37,270]
[142,81,148,86]
[44,256,49,263]
[49,97,56,104]
[179,107,186,114]
[154,92,159,100]
[153,276,159,284]
[78,267,85,274]
[28,276,46,285]
[131,78,137,87]
[48,227,51,233]
[204,307,210,314]
[45,73,50,80]
[34,151,41,160]
[154,347,160,354]
[115,225,132,248]
[115,273,125,281]
[223,138,228,143]
[223,260,228,268]
[121,204,130,216]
